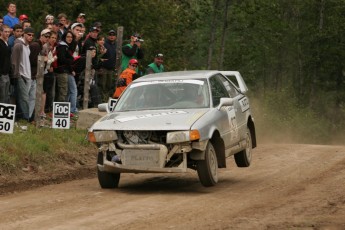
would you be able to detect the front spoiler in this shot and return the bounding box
[98,159,188,173]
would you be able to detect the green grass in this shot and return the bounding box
[0,123,95,174]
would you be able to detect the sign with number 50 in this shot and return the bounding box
[0,103,16,134]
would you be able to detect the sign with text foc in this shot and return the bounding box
[0,103,16,134]
[53,102,70,129]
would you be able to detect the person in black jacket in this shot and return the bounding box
[54,31,75,103]
[0,25,12,103]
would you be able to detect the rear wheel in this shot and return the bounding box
[197,142,218,187]
[97,152,120,188]
[234,128,252,167]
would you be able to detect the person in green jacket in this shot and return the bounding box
[145,53,164,75]
[121,33,144,72]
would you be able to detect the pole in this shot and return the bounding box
[83,50,92,110]
[34,55,45,128]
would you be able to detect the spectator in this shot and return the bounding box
[0,25,11,103]
[41,31,58,114]
[93,21,102,33]
[8,24,23,49]
[70,22,84,57]
[18,14,28,24]
[45,14,54,26]
[22,20,31,30]
[98,29,117,101]
[29,28,51,119]
[76,13,86,24]
[11,27,34,121]
[57,13,68,36]
[0,16,3,27]
[54,31,77,114]
[51,19,62,41]
[121,33,144,72]
[82,26,99,55]
[145,53,165,75]
[113,59,140,99]
[3,2,19,29]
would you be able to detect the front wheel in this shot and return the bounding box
[197,142,218,187]
[97,152,120,188]
[234,128,252,167]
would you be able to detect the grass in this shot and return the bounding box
[0,122,96,174]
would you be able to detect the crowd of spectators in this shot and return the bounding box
[0,2,164,124]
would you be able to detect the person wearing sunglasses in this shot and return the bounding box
[113,59,140,99]
[11,27,35,122]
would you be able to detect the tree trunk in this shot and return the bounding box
[218,0,231,70]
[207,0,220,70]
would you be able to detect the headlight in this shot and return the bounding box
[87,131,118,143]
[166,130,200,144]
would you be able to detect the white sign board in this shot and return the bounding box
[52,102,70,129]
[0,103,16,134]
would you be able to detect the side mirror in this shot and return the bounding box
[217,98,233,110]
[98,103,109,113]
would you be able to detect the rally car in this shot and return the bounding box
[88,70,256,187]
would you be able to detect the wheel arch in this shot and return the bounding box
[247,115,257,148]
[210,130,226,168]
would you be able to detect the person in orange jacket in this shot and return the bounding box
[113,59,139,98]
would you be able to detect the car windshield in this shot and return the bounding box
[114,79,210,111]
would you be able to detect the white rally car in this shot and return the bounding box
[88,70,256,187]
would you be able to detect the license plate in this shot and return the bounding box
[122,149,160,167]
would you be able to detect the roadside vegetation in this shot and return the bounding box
[0,124,95,175]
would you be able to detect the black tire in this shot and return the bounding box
[234,128,252,167]
[196,142,218,187]
[97,152,120,188]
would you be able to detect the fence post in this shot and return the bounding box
[34,55,45,128]
[116,26,124,79]
[83,50,92,110]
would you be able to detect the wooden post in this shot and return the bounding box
[116,26,124,78]
[34,55,45,128]
[83,50,92,110]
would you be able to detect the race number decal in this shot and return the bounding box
[52,102,70,129]
[0,103,16,134]
[108,98,117,112]
[239,97,249,112]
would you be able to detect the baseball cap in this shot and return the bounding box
[155,53,164,58]
[40,28,51,36]
[24,27,34,34]
[93,22,102,27]
[108,29,116,35]
[78,13,86,18]
[132,32,141,38]
[71,22,83,30]
[89,26,100,32]
[19,14,29,21]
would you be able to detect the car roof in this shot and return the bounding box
[135,70,233,82]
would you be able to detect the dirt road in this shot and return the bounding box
[0,144,344,230]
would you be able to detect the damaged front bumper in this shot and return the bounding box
[97,140,207,173]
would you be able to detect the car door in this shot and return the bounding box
[209,75,239,149]
[216,75,247,145]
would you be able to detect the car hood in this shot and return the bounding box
[89,109,209,131]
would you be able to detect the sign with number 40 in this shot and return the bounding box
[52,102,70,129]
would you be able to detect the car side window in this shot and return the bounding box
[209,75,230,107]
[218,75,239,98]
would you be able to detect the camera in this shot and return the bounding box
[135,38,144,43]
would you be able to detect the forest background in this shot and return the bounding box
[1,0,344,144]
